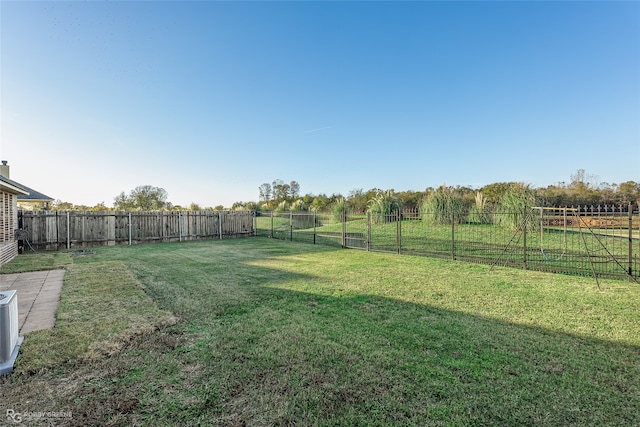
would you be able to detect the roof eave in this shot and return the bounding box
[0,182,29,195]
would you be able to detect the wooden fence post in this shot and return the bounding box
[107,213,116,246]
[219,211,223,240]
[66,211,70,250]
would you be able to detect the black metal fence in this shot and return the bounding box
[254,205,640,282]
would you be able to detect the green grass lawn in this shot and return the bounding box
[1,238,640,426]
[257,215,638,280]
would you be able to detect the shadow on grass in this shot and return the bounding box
[1,237,639,426]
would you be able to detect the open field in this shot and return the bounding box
[1,238,640,425]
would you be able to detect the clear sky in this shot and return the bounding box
[1,1,639,208]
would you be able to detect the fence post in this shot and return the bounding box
[178,211,182,242]
[56,211,59,251]
[128,213,132,245]
[342,210,346,248]
[451,210,455,260]
[629,202,634,281]
[396,209,401,254]
[367,211,371,251]
[81,212,86,248]
[253,211,257,237]
[66,211,70,250]
[523,207,527,269]
[290,211,293,241]
[17,210,23,254]
[313,211,317,244]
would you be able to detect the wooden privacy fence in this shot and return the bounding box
[19,210,254,250]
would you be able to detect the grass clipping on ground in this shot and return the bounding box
[14,260,176,374]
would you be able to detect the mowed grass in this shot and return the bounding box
[258,215,639,279]
[1,238,640,426]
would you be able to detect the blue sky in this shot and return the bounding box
[1,1,638,208]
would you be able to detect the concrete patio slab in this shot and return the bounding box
[0,269,65,334]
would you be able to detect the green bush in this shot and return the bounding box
[496,183,538,231]
[275,200,289,213]
[421,185,465,225]
[332,198,347,222]
[368,190,402,224]
[290,199,307,212]
[468,192,493,224]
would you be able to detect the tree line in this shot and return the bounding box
[244,170,640,214]
[27,170,640,212]
[40,185,228,212]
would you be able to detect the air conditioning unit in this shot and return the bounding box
[0,290,23,375]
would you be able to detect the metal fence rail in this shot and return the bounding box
[254,205,640,282]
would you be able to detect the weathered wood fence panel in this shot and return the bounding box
[18,210,254,250]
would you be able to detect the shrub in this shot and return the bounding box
[496,183,538,231]
[275,200,289,213]
[332,198,347,222]
[468,192,493,224]
[290,199,307,212]
[421,185,465,225]
[367,190,402,224]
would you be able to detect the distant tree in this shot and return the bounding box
[114,192,135,210]
[479,182,514,205]
[213,205,225,211]
[537,184,568,207]
[89,202,108,211]
[189,202,202,211]
[395,190,423,211]
[51,200,75,210]
[289,181,301,199]
[347,188,369,214]
[310,193,331,212]
[272,179,290,201]
[114,185,168,211]
[258,183,272,203]
[618,181,640,205]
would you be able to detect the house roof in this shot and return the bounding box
[0,175,53,201]
[0,175,29,196]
